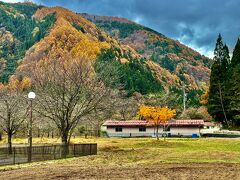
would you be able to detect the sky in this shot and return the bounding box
[3,0,240,58]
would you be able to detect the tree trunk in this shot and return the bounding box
[8,133,12,154]
[97,120,101,137]
[37,128,40,138]
[156,125,159,140]
[52,131,54,138]
[61,132,69,158]
[98,129,101,137]
[0,132,2,141]
[218,83,229,128]
[164,124,166,141]
[61,134,68,145]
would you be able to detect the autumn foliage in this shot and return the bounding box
[200,90,209,106]
[139,105,176,125]
[84,14,211,93]
[138,105,176,139]
[0,76,31,93]
[16,6,112,77]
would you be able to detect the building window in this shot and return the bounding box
[115,127,122,132]
[139,127,146,132]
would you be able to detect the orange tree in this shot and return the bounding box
[138,105,176,140]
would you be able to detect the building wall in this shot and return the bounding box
[106,126,201,137]
[200,126,220,134]
[170,127,200,136]
[106,126,164,137]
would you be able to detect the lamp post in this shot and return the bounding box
[28,92,36,162]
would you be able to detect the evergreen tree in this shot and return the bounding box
[222,44,230,69]
[226,38,240,127]
[231,38,240,67]
[227,66,240,126]
[208,34,229,127]
[214,34,224,64]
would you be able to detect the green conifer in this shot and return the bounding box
[231,38,240,67]
[226,38,240,127]
[208,34,229,126]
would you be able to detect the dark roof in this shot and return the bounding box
[103,120,149,127]
[204,122,216,126]
[169,119,204,126]
[103,119,204,127]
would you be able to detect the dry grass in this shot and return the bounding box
[2,137,240,164]
[1,137,240,179]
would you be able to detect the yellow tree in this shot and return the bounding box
[139,105,176,140]
[200,90,209,106]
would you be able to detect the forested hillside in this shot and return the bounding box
[82,14,211,96]
[0,2,212,108]
[0,2,55,82]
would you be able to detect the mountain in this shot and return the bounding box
[0,2,212,106]
[0,2,55,82]
[81,13,211,90]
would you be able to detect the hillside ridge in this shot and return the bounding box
[0,2,211,107]
[81,13,211,88]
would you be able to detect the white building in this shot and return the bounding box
[103,119,205,137]
[200,122,220,134]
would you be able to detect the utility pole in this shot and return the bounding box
[183,85,186,112]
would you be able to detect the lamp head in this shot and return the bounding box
[28,92,36,99]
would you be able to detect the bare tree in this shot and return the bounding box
[30,55,113,151]
[0,92,27,154]
[116,92,140,120]
[33,115,56,138]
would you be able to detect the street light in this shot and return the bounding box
[28,92,36,99]
[28,91,36,162]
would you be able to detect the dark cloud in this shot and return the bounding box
[26,0,240,57]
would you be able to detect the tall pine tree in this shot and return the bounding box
[226,38,240,127]
[230,38,240,67]
[222,44,230,68]
[208,34,230,127]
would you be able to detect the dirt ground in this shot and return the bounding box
[0,162,239,180]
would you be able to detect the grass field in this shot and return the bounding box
[1,137,240,179]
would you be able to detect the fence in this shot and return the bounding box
[0,143,97,166]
